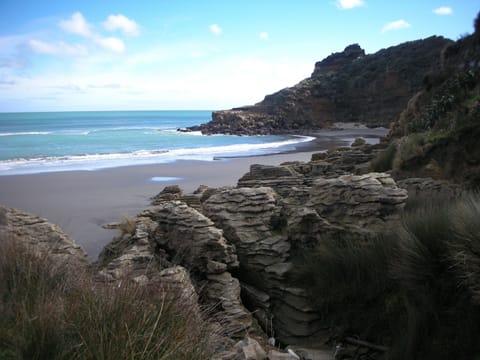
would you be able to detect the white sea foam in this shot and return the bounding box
[0,135,315,176]
[0,131,51,137]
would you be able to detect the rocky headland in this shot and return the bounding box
[187,37,450,135]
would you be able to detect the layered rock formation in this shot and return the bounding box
[202,172,407,345]
[0,206,88,269]
[98,145,407,348]
[188,37,451,135]
[96,200,253,339]
[88,133,417,352]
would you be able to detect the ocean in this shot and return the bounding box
[0,110,314,176]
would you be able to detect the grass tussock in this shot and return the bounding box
[0,236,215,360]
[392,133,425,171]
[118,216,137,238]
[295,193,480,360]
[369,143,397,172]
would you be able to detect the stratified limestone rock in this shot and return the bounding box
[203,188,289,270]
[202,187,319,344]
[97,151,408,346]
[97,201,253,339]
[141,201,253,338]
[151,184,182,204]
[237,146,382,197]
[96,216,161,282]
[237,165,304,197]
[0,206,88,268]
[151,184,202,209]
[202,173,407,345]
[307,173,408,232]
[145,201,238,273]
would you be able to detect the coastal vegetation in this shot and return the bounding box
[0,235,215,360]
[296,193,480,359]
[379,14,480,188]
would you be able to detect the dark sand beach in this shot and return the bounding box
[0,128,387,260]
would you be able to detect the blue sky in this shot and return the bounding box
[0,0,478,112]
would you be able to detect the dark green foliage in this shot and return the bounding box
[0,236,214,360]
[449,194,480,304]
[407,69,480,133]
[294,233,400,342]
[369,143,397,172]
[295,194,480,360]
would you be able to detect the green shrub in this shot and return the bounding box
[369,143,397,172]
[0,235,215,360]
[393,133,425,171]
[294,233,400,341]
[449,194,480,304]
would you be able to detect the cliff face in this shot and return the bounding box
[189,37,451,135]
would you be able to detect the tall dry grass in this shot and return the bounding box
[0,235,215,360]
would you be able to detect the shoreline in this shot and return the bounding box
[0,127,387,261]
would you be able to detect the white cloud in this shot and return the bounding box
[92,36,125,53]
[259,32,269,40]
[28,39,88,57]
[433,7,453,15]
[59,12,92,38]
[103,14,140,36]
[336,0,366,10]
[0,51,313,111]
[58,12,126,53]
[382,19,411,32]
[209,24,222,36]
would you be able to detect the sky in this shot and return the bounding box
[0,0,478,112]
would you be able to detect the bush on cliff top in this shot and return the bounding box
[296,193,480,360]
[0,236,214,360]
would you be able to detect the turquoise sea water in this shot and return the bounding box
[0,111,313,175]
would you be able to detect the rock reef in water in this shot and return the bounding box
[188,37,451,135]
